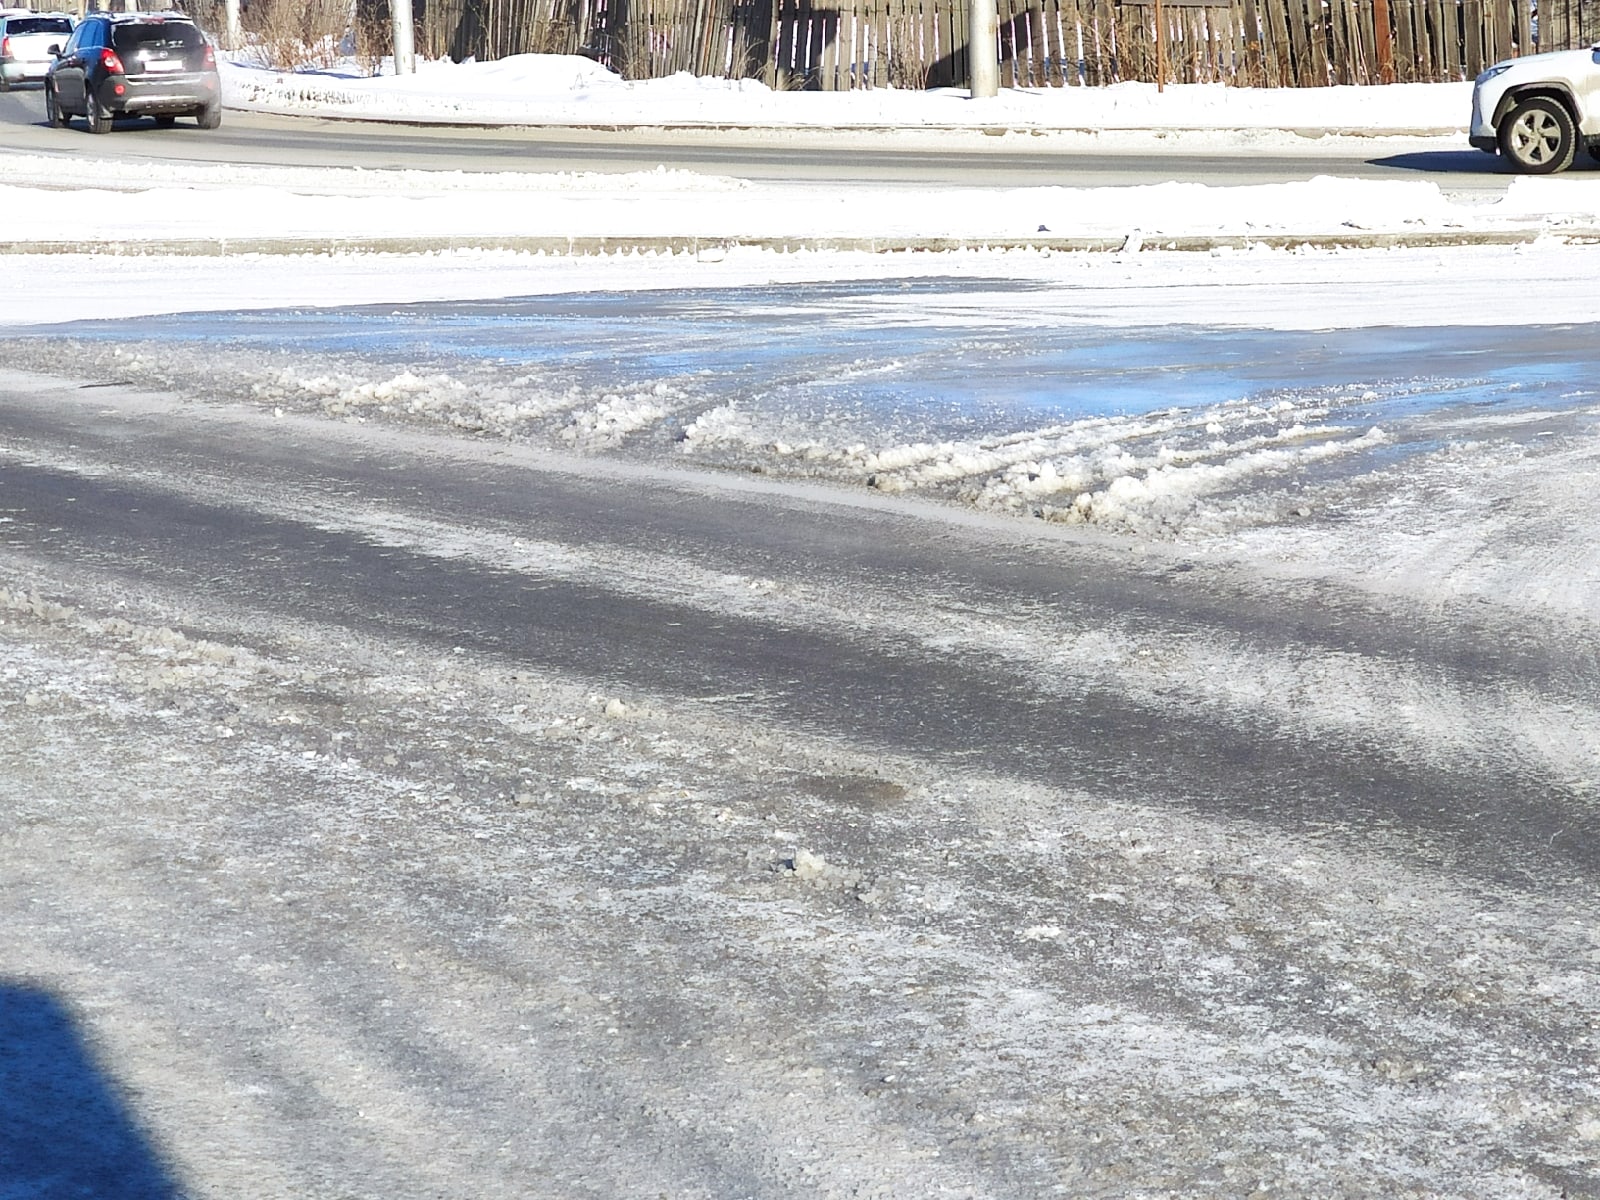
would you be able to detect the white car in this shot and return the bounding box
[0,10,73,91]
[1470,45,1600,173]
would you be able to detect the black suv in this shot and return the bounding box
[45,11,220,133]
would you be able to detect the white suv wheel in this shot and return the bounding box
[1499,96,1578,174]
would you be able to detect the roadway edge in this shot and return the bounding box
[0,228,1585,256]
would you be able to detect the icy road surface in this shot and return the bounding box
[1,277,1598,1198]
[8,275,1600,539]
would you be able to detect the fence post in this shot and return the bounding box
[1154,0,1164,88]
[1373,0,1393,79]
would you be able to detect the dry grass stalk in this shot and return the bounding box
[884,16,931,88]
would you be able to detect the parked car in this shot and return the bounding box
[1470,46,1600,173]
[44,10,219,133]
[0,11,74,90]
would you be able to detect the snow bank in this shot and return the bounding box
[221,53,1472,134]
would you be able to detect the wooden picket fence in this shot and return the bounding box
[404,0,1547,88]
[1538,0,1600,47]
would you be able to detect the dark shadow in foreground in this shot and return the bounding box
[1371,148,1600,174]
[0,980,184,1199]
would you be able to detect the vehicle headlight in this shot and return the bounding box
[1476,61,1514,84]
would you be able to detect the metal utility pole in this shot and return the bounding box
[969,0,998,98]
[391,0,417,74]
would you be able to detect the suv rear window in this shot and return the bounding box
[111,21,202,53]
[7,17,74,34]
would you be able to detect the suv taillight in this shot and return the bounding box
[0,36,11,60]
[99,47,124,74]
[202,43,215,67]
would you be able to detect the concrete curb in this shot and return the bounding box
[0,228,1578,256]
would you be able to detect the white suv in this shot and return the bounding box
[1471,46,1600,173]
[0,11,74,90]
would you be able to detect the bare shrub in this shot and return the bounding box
[727,39,773,83]
[884,17,931,89]
[610,24,660,81]
[352,3,388,75]
[185,0,227,38]
[244,0,352,71]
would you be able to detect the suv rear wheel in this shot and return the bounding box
[1499,95,1577,174]
[44,84,64,128]
[86,92,112,135]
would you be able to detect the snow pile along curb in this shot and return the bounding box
[220,54,1472,136]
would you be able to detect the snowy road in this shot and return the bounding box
[3,37,1600,1200]
[3,65,1600,1193]
[2,345,1598,1196]
[0,85,1517,193]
